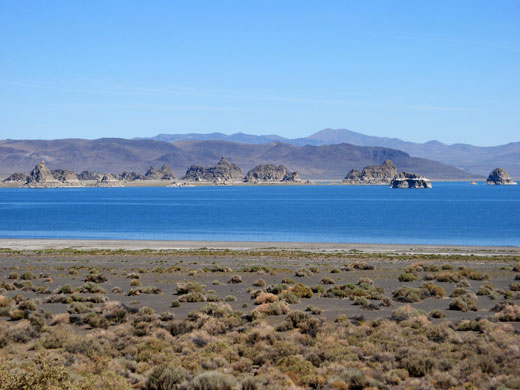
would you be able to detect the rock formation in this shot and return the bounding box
[183,157,242,183]
[119,171,144,181]
[144,164,175,180]
[343,160,397,185]
[244,164,301,183]
[24,161,62,188]
[51,169,81,186]
[389,172,432,189]
[96,173,123,187]
[78,171,103,181]
[2,173,28,183]
[486,168,517,185]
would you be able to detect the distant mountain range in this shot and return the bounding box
[140,129,520,177]
[0,138,475,180]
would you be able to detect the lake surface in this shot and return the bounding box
[0,183,518,246]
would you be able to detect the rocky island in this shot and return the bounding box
[23,161,82,188]
[244,164,300,183]
[390,172,432,188]
[486,168,517,185]
[183,157,242,184]
[343,160,397,185]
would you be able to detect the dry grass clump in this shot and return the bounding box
[320,277,335,285]
[398,272,417,282]
[227,275,242,284]
[295,268,313,277]
[509,282,520,291]
[426,271,461,283]
[491,302,520,321]
[392,287,424,302]
[254,292,278,305]
[252,279,266,287]
[449,292,479,312]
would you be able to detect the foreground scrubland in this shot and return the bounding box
[0,248,519,390]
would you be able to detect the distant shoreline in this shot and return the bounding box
[0,178,489,188]
[0,238,518,255]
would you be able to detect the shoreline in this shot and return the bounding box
[0,178,488,188]
[0,238,518,255]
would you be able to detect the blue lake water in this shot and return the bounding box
[0,183,518,246]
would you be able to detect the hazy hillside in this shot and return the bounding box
[0,138,476,180]
[142,129,520,177]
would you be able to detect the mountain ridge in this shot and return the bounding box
[0,138,477,180]
[139,129,520,176]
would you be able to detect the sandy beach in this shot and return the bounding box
[0,238,518,256]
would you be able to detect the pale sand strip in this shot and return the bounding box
[0,239,518,256]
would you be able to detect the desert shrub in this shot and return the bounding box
[212,280,223,286]
[200,303,233,318]
[456,279,471,288]
[127,272,140,279]
[420,282,445,298]
[266,284,288,295]
[179,292,206,303]
[205,265,232,273]
[55,285,74,294]
[311,285,325,294]
[146,365,186,390]
[8,272,18,280]
[130,279,141,287]
[279,291,299,304]
[0,295,12,308]
[305,305,323,315]
[295,268,312,277]
[103,303,128,324]
[191,371,235,390]
[228,275,242,284]
[441,264,455,270]
[491,302,520,321]
[252,279,266,287]
[176,282,204,295]
[391,304,426,322]
[112,287,123,294]
[515,273,520,280]
[392,287,424,302]
[398,272,417,282]
[277,355,320,387]
[281,278,295,285]
[308,266,319,273]
[509,282,520,291]
[400,355,436,377]
[449,287,471,297]
[34,286,50,294]
[224,295,237,302]
[67,302,92,314]
[84,273,108,283]
[80,282,106,294]
[320,277,335,285]
[83,312,109,329]
[429,310,446,319]
[432,271,460,283]
[171,300,181,307]
[0,358,80,390]
[20,271,35,280]
[290,283,313,298]
[449,293,478,312]
[206,294,219,302]
[354,262,375,270]
[255,293,278,305]
[331,267,341,273]
[459,269,489,281]
[9,309,25,321]
[253,301,290,316]
[341,368,370,390]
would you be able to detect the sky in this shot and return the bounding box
[0,1,518,145]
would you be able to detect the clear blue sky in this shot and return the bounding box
[0,1,518,145]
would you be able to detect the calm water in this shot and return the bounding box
[0,183,518,246]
